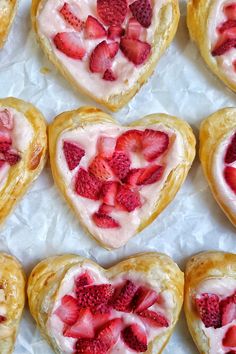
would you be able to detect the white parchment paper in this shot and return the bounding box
[1,0,236,352]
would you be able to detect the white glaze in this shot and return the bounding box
[56,123,185,249]
[37,0,170,100]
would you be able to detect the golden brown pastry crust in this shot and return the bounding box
[187,0,236,93]
[48,106,196,249]
[0,97,47,225]
[0,0,18,49]
[199,108,236,228]
[185,251,236,354]
[31,0,180,111]
[0,253,25,354]
[27,252,184,354]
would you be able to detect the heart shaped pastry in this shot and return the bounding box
[200,108,236,227]
[185,251,236,354]
[0,97,47,225]
[27,252,184,354]
[187,0,236,93]
[31,0,179,111]
[0,253,25,353]
[0,0,17,48]
[49,106,195,249]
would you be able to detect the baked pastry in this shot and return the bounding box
[0,97,47,225]
[185,251,236,354]
[49,106,196,249]
[31,0,180,111]
[27,252,184,354]
[0,253,25,353]
[0,0,17,48]
[200,108,236,228]
[187,0,236,93]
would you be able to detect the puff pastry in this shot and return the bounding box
[0,97,47,225]
[48,106,196,249]
[200,108,236,228]
[0,253,25,354]
[185,251,236,354]
[187,0,236,93]
[27,252,184,354]
[0,0,17,48]
[31,0,179,111]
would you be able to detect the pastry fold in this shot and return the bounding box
[0,0,17,48]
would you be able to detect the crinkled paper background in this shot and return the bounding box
[1,0,236,352]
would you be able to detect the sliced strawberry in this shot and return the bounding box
[63,141,85,170]
[97,136,116,159]
[122,324,147,352]
[0,315,6,323]
[0,131,11,152]
[108,25,124,39]
[112,280,138,312]
[133,287,158,312]
[125,168,142,186]
[54,295,79,325]
[220,293,236,326]
[224,166,236,194]
[223,325,236,347]
[120,37,151,65]
[225,132,236,163]
[76,284,114,310]
[85,16,106,39]
[138,309,169,327]
[75,168,102,200]
[142,129,169,162]
[59,2,84,31]
[127,18,142,39]
[76,338,107,354]
[4,149,21,166]
[92,310,111,329]
[116,185,141,212]
[225,4,236,20]
[218,20,236,33]
[108,42,119,58]
[98,203,114,214]
[92,212,120,228]
[101,181,119,206]
[227,351,236,354]
[53,32,86,60]
[103,69,117,81]
[97,318,122,348]
[75,272,94,288]
[63,308,94,338]
[137,165,165,185]
[97,0,128,26]
[130,0,152,28]
[0,109,13,130]
[212,38,236,56]
[195,293,221,328]
[89,155,113,181]
[90,41,112,73]
[116,129,143,152]
[109,151,131,179]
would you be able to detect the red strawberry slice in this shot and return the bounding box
[220,293,236,326]
[98,203,114,214]
[76,338,107,354]
[101,181,119,206]
[75,168,103,200]
[116,129,143,152]
[142,129,169,162]
[225,4,236,20]
[122,324,147,352]
[54,295,79,325]
[4,149,21,166]
[225,132,236,164]
[218,20,236,34]
[108,25,124,39]
[0,315,6,323]
[224,166,236,194]
[97,318,123,348]
[97,0,128,26]
[137,165,165,185]
[227,351,236,354]
[120,37,151,65]
[138,309,169,327]
[108,42,119,58]
[90,41,112,73]
[133,287,158,312]
[125,168,142,186]
[76,284,114,310]
[223,325,236,347]
[59,3,84,31]
[103,69,117,81]
[92,310,111,329]
[116,185,141,212]
[85,16,106,39]
[130,0,152,28]
[0,109,13,130]
[92,212,120,228]
[112,280,138,312]
[75,272,94,288]
[97,136,116,159]
[195,293,221,328]
[53,32,86,60]
[109,151,131,180]
[63,308,94,338]
[127,17,142,39]
[63,141,85,170]
[212,38,236,56]
[89,155,113,181]
[0,131,11,152]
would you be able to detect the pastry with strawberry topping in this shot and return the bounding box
[185,251,236,354]
[49,107,195,249]
[27,253,184,354]
[32,0,180,111]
